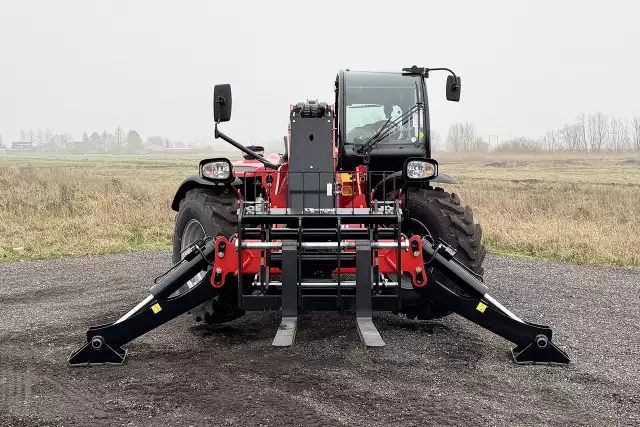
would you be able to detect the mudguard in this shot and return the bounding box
[171,174,240,211]
[431,172,459,184]
[372,171,460,198]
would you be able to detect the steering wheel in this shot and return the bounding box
[347,119,401,144]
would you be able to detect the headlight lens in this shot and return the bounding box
[405,160,437,179]
[201,160,231,180]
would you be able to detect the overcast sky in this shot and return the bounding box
[1,0,639,147]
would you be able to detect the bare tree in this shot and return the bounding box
[496,136,542,152]
[575,113,588,151]
[27,129,35,145]
[620,119,631,150]
[462,123,477,152]
[446,123,464,152]
[430,130,442,152]
[51,133,74,152]
[446,122,477,152]
[113,126,125,153]
[631,117,640,151]
[587,113,609,151]
[0,133,4,149]
[558,124,581,150]
[101,131,113,152]
[473,137,490,152]
[610,117,620,151]
[20,129,27,142]
[610,117,631,151]
[542,130,560,150]
[60,133,74,151]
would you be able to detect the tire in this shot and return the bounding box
[400,186,486,319]
[172,187,250,324]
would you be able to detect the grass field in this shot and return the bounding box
[1,151,639,267]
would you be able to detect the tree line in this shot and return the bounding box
[433,113,640,153]
[0,127,198,153]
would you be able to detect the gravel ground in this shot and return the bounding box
[0,251,639,427]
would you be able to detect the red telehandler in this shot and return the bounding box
[69,66,569,366]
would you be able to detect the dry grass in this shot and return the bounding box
[439,151,640,267]
[1,151,639,267]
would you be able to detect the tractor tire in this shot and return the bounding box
[400,186,486,320]
[172,187,250,325]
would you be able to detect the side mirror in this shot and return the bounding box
[213,84,232,123]
[446,75,461,102]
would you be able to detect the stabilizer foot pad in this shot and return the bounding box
[68,338,128,367]
[357,317,385,347]
[272,317,297,347]
[512,335,570,365]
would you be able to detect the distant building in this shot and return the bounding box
[11,142,33,151]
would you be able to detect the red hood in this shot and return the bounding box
[231,153,284,175]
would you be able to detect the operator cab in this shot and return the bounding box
[336,70,429,171]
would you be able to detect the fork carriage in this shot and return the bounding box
[217,171,427,346]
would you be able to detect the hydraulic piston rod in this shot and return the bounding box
[238,241,409,250]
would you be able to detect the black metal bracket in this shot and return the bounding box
[68,270,220,366]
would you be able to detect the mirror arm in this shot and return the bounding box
[214,124,279,170]
[402,66,460,91]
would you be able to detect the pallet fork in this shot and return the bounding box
[68,234,569,366]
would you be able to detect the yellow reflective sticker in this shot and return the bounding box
[476,302,487,313]
[151,303,162,314]
[340,173,352,183]
[419,131,424,138]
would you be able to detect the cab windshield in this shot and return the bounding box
[343,72,425,146]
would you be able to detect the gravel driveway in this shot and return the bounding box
[1,251,639,426]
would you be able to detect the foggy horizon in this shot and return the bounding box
[1,0,639,147]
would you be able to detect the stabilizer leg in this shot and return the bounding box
[68,270,220,366]
[421,237,570,365]
[356,240,385,347]
[430,282,570,364]
[273,240,298,347]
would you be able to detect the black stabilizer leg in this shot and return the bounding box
[421,238,570,365]
[69,239,221,366]
[69,270,220,366]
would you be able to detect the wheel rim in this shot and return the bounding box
[171,219,207,296]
